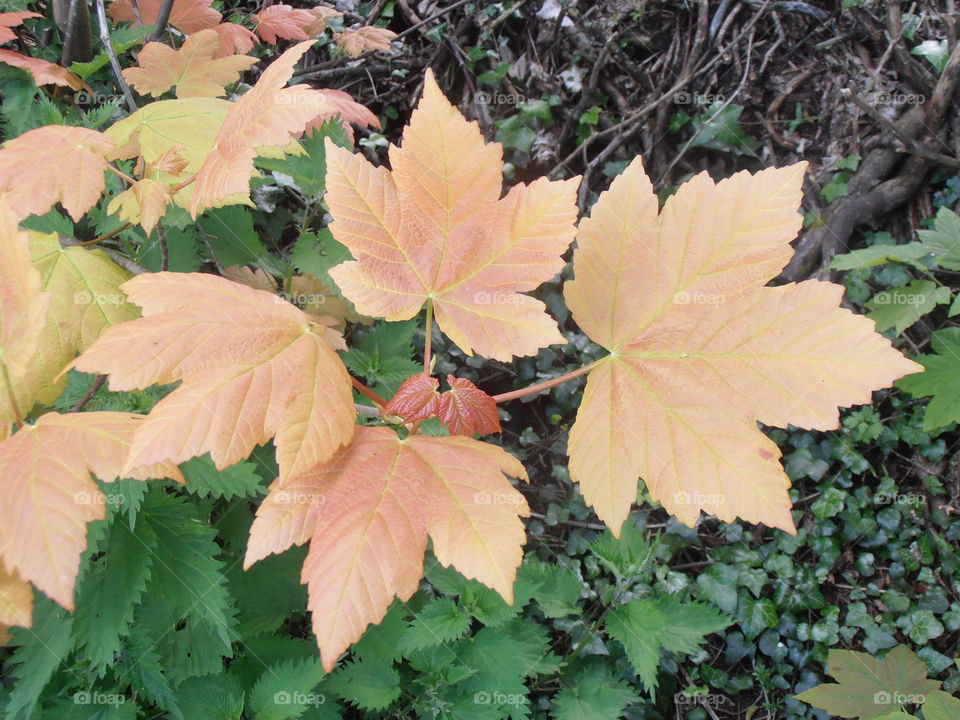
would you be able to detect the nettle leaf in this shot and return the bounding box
[866,279,950,335]
[918,207,960,269]
[397,597,473,652]
[245,425,529,671]
[258,121,351,198]
[249,657,325,720]
[73,272,354,485]
[175,674,245,720]
[794,645,941,719]
[606,596,731,695]
[181,455,265,499]
[122,29,256,99]
[564,157,921,535]
[829,241,932,270]
[197,205,267,266]
[325,69,579,360]
[551,660,640,720]
[325,658,401,712]
[898,327,960,430]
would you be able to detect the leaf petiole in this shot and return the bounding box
[491,358,605,404]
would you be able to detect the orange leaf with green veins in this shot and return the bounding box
[0,565,32,631]
[245,425,529,671]
[0,126,114,221]
[0,49,85,90]
[190,40,339,214]
[0,412,183,611]
[210,22,259,57]
[384,373,501,436]
[122,29,256,99]
[0,11,40,43]
[565,157,922,536]
[108,0,221,34]
[254,4,317,43]
[108,179,172,233]
[326,70,580,360]
[72,272,355,484]
[303,88,379,141]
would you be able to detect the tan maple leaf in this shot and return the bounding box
[0,126,114,221]
[0,49,86,90]
[0,412,183,611]
[108,0,221,34]
[72,272,355,484]
[254,4,317,43]
[210,22,259,57]
[303,88,379,141]
[223,265,278,292]
[107,179,173,233]
[335,26,397,57]
[245,425,529,671]
[564,158,923,535]
[304,6,342,35]
[123,29,256,99]
[0,11,40,44]
[190,40,338,214]
[326,70,579,360]
[384,373,501,436]
[0,565,32,634]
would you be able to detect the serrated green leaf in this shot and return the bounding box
[398,598,473,652]
[794,645,941,719]
[325,659,401,712]
[181,455,266,500]
[250,658,326,720]
[258,121,351,197]
[919,207,960,270]
[830,242,932,270]
[197,206,266,267]
[867,280,951,335]
[73,516,157,672]
[551,661,640,720]
[517,559,581,618]
[897,327,960,430]
[232,547,308,639]
[352,602,409,664]
[125,623,182,719]
[2,599,74,720]
[289,229,352,287]
[176,674,245,720]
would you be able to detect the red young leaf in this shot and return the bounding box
[245,425,529,671]
[210,22,259,57]
[383,373,501,436]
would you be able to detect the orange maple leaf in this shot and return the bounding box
[254,4,316,44]
[384,373,501,436]
[0,49,85,90]
[122,29,256,98]
[0,126,114,221]
[72,272,355,484]
[245,425,529,671]
[0,412,182,612]
[107,178,173,233]
[210,22,259,57]
[108,0,221,34]
[0,11,40,44]
[335,26,397,57]
[190,40,338,214]
[0,565,32,636]
[325,70,579,360]
[564,158,923,535]
[303,88,379,141]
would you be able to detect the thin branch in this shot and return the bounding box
[149,0,174,41]
[60,0,81,66]
[351,376,387,406]
[94,0,137,112]
[69,375,107,412]
[492,360,602,404]
[78,222,133,246]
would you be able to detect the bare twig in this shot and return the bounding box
[149,0,175,41]
[69,375,108,412]
[94,0,137,112]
